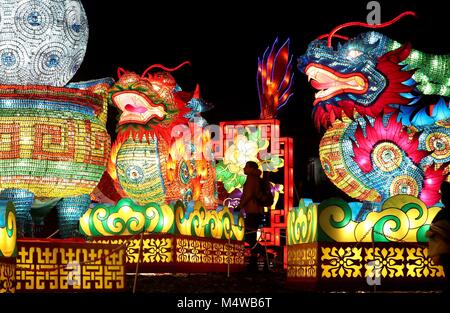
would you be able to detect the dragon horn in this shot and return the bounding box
[327,11,416,47]
[193,84,201,98]
[117,67,126,78]
[316,34,349,41]
[141,61,192,78]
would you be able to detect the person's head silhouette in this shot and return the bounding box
[243,161,259,175]
[441,182,450,208]
[436,182,450,222]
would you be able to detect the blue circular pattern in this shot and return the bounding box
[15,1,53,38]
[63,2,88,44]
[33,42,69,82]
[190,160,197,178]
[71,24,81,33]
[0,0,88,86]
[126,165,144,184]
[46,54,60,68]
[179,161,191,184]
[183,189,193,202]
[0,42,27,82]
[27,11,42,26]
[1,52,16,67]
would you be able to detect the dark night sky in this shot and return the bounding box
[75,0,449,201]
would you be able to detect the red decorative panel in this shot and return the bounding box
[220,119,281,160]
[219,119,294,269]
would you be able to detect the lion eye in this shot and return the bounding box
[348,50,363,59]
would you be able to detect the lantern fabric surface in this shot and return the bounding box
[0,83,112,238]
[0,0,88,86]
[0,0,111,239]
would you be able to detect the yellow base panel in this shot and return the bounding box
[287,242,446,291]
[93,234,245,273]
[0,261,15,293]
[15,239,125,292]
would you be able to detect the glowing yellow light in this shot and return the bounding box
[121,206,132,214]
[314,195,440,243]
[410,50,419,61]
[0,202,16,258]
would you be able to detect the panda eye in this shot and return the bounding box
[348,50,363,59]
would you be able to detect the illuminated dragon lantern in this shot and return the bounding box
[97,62,217,208]
[0,0,111,238]
[298,12,450,209]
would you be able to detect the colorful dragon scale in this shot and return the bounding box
[98,65,217,209]
[298,30,450,207]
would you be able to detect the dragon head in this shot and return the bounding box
[109,62,208,143]
[298,31,417,129]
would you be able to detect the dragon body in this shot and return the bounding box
[97,65,217,208]
[298,30,450,208]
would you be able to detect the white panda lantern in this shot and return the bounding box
[0,0,88,86]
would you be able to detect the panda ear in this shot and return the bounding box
[117,67,126,78]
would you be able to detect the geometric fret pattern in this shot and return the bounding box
[287,243,317,279]
[15,241,125,292]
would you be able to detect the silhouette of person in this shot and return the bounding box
[427,181,450,292]
[236,161,268,272]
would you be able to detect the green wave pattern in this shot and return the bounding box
[80,199,245,241]
[287,199,317,245]
[0,201,16,258]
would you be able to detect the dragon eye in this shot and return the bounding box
[126,165,144,183]
[348,50,363,59]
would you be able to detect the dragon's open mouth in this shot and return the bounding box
[306,64,368,105]
[113,91,166,125]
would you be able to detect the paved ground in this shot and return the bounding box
[128,270,293,294]
[7,270,447,312]
[121,272,448,311]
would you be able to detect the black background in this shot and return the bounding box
[76,0,449,202]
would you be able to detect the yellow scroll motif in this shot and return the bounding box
[287,199,318,245]
[81,199,244,241]
[80,199,174,236]
[318,195,440,243]
[174,201,245,241]
[0,201,16,258]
